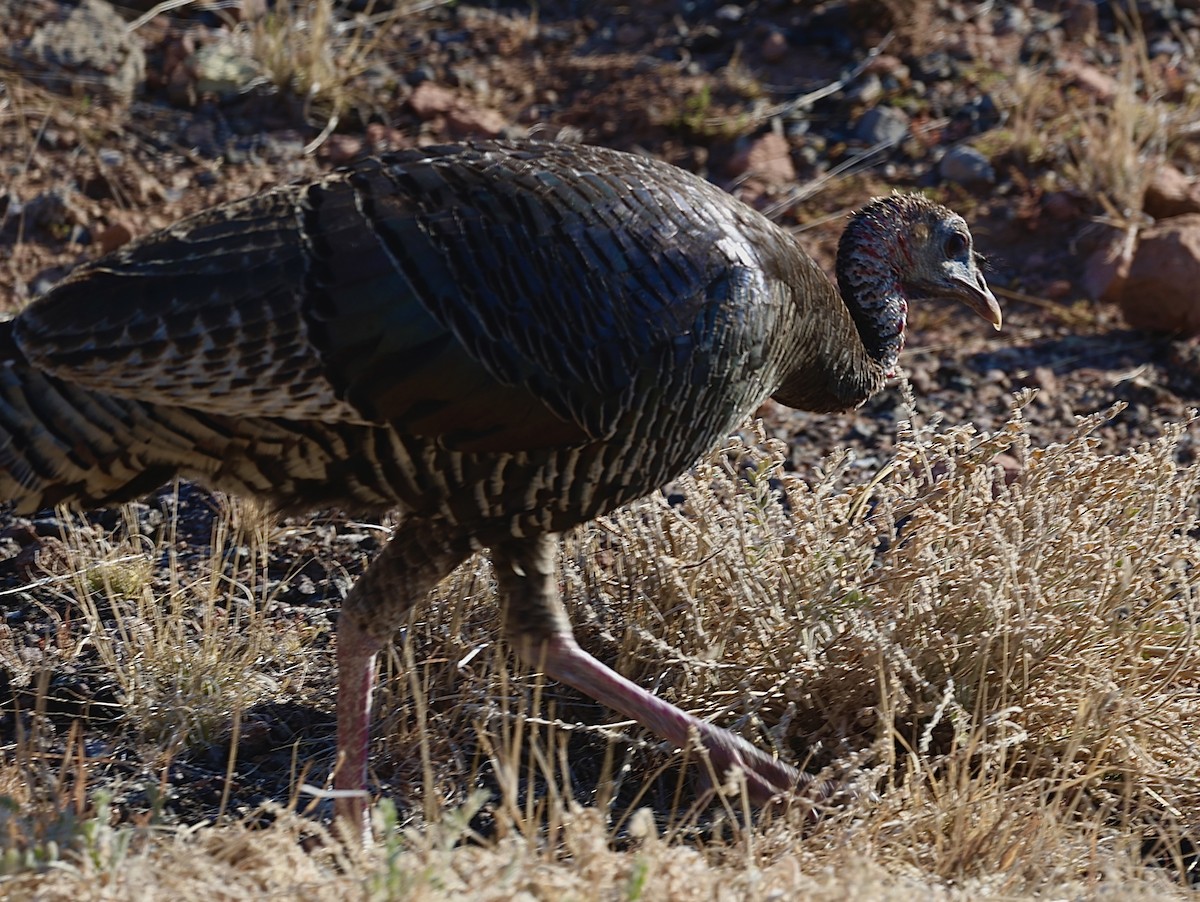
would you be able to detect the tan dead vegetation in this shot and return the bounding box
[1,391,1198,899]
[3,3,1200,898]
[993,7,1200,228]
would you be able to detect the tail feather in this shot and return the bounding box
[0,359,190,513]
[0,352,412,517]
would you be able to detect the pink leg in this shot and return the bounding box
[333,615,382,835]
[541,633,805,804]
[333,523,470,840]
[492,534,808,806]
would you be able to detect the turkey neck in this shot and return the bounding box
[768,229,894,414]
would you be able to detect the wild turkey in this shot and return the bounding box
[0,139,1000,835]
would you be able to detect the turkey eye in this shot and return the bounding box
[944,232,968,258]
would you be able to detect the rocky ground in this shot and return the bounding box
[3,0,1200,830]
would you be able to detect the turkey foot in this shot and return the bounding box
[688,720,808,806]
[533,633,809,807]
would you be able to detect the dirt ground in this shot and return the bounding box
[2,0,1200,861]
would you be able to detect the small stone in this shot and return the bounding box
[865,54,908,80]
[938,144,995,185]
[15,0,146,105]
[323,134,363,164]
[1043,279,1072,299]
[446,105,508,138]
[726,132,795,185]
[854,105,909,146]
[995,5,1031,36]
[192,38,260,100]
[1061,59,1117,102]
[761,30,788,64]
[364,123,394,149]
[1031,366,1058,397]
[1144,164,1200,219]
[848,73,884,106]
[97,222,134,254]
[408,82,457,119]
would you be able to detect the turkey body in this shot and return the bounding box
[0,140,999,835]
[4,142,827,529]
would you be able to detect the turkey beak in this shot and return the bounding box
[951,270,1003,331]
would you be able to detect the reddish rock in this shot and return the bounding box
[994,452,1022,486]
[446,105,508,139]
[1061,59,1117,102]
[761,30,788,64]
[726,132,795,185]
[407,82,457,119]
[407,82,507,138]
[1043,279,1072,299]
[1117,215,1200,333]
[323,134,363,164]
[1082,223,1138,304]
[97,221,134,254]
[1143,164,1200,219]
[365,123,410,151]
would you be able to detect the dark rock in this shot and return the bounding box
[938,144,994,185]
[761,30,788,64]
[854,106,909,146]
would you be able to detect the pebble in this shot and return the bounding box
[1082,224,1138,303]
[726,131,796,184]
[938,144,995,185]
[847,73,884,106]
[408,82,458,118]
[1144,164,1200,219]
[854,105,909,146]
[405,65,436,87]
[761,30,788,64]
[191,38,261,101]
[97,222,134,254]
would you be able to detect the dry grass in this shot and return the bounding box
[1,393,1198,899]
[3,3,1200,898]
[994,8,1199,225]
[1060,30,1172,223]
[243,0,401,141]
[63,496,310,752]
[136,0,432,150]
